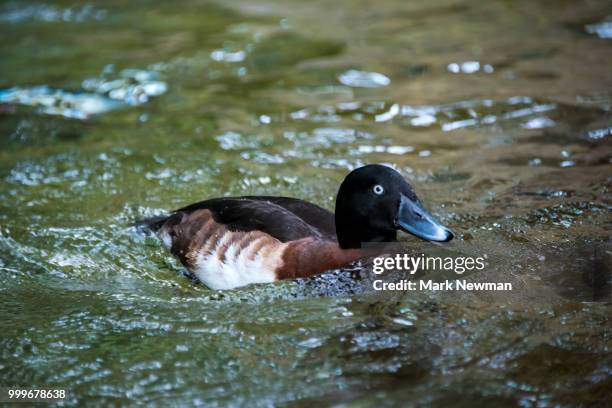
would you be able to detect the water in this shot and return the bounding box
[1,0,611,406]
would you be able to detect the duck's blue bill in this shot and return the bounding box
[396,194,454,242]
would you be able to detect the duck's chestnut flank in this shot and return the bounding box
[136,164,454,290]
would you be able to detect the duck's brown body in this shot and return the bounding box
[153,200,363,289]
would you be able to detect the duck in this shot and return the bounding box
[136,164,453,290]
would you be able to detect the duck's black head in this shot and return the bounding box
[334,164,453,249]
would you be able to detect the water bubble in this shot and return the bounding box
[374,104,399,122]
[210,49,246,62]
[358,145,385,153]
[312,128,359,144]
[521,117,555,129]
[141,81,167,96]
[338,70,391,88]
[298,337,323,349]
[586,126,612,139]
[447,61,494,74]
[392,317,414,326]
[82,67,168,106]
[447,63,461,73]
[501,103,557,120]
[528,158,542,167]
[410,114,437,127]
[0,3,107,23]
[442,118,478,132]
[0,86,120,119]
[481,114,497,124]
[461,61,480,73]
[290,109,309,120]
[215,131,247,150]
[336,101,361,111]
[145,169,173,180]
[387,146,414,155]
[585,19,612,39]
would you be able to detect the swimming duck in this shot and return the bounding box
[137,164,453,289]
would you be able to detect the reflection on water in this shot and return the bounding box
[0,0,611,406]
[0,86,120,119]
[447,61,494,74]
[286,96,560,135]
[0,66,167,119]
[338,69,391,88]
[585,18,612,39]
[82,67,167,106]
[0,2,107,23]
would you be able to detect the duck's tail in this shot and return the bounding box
[132,214,170,233]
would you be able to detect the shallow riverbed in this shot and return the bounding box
[0,0,611,406]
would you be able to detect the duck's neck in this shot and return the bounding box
[335,223,397,249]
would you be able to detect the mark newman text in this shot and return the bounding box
[373,279,513,291]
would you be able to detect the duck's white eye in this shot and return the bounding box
[373,184,384,195]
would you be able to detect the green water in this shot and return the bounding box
[1,0,611,406]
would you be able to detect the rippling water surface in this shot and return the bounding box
[1,0,611,406]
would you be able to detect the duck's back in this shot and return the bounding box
[174,196,337,242]
[139,197,361,289]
